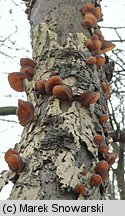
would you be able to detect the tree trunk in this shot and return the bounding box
[114,144,125,200]
[8,0,109,200]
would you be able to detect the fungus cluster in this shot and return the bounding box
[81,3,102,28]
[81,3,115,72]
[86,55,106,68]
[92,132,117,183]
[5,57,35,173]
[35,75,72,101]
[84,33,115,55]
[8,58,35,92]
[8,57,35,126]
[35,76,100,105]
[73,3,117,196]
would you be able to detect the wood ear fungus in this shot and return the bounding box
[98,143,109,154]
[79,91,100,106]
[104,152,118,165]
[104,91,111,100]
[95,55,105,68]
[98,171,109,181]
[94,29,105,41]
[90,173,102,187]
[16,99,34,126]
[95,160,109,173]
[101,82,110,93]
[20,66,34,80]
[90,35,102,52]
[8,72,29,92]
[84,34,115,55]
[45,76,63,95]
[99,40,116,54]
[80,3,95,15]
[82,14,97,28]
[91,34,99,41]
[99,114,109,124]
[86,56,97,65]
[93,134,104,145]
[6,154,24,173]
[35,80,46,95]
[93,39,102,51]
[52,85,72,101]
[93,7,102,21]
[84,39,94,52]
[101,81,111,100]
[80,4,102,22]
[20,57,36,68]
[73,184,87,195]
[4,148,19,162]
[84,36,102,53]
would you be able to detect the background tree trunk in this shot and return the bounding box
[8,0,109,200]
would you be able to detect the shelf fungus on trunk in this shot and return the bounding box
[16,99,35,126]
[52,85,72,101]
[95,160,109,174]
[82,14,97,29]
[8,72,29,92]
[86,56,97,65]
[98,143,109,154]
[78,91,100,107]
[20,57,36,69]
[93,134,104,146]
[90,173,102,187]
[20,66,34,81]
[99,114,109,124]
[4,148,19,162]
[73,184,87,196]
[5,148,24,173]
[35,79,46,95]
[100,40,116,54]
[104,152,118,165]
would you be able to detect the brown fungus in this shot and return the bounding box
[20,57,36,68]
[45,76,63,95]
[6,154,24,173]
[20,66,34,80]
[16,99,35,126]
[90,173,102,187]
[79,91,100,106]
[95,160,109,173]
[82,14,97,28]
[8,72,29,92]
[35,80,46,95]
[53,85,72,101]
[73,184,87,195]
